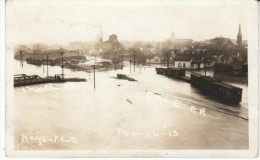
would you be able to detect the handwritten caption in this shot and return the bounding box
[146,92,182,109]
[146,92,206,116]
[190,106,206,116]
[21,83,76,94]
[116,128,178,138]
[19,134,78,146]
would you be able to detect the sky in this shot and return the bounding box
[6,0,250,45]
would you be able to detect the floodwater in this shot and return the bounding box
[13,59,248,150]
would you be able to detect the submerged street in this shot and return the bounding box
[13,60,248,150]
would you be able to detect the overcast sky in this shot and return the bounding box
[6,0,249,45]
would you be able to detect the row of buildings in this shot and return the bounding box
[91,24,246,68]
[15,24,247,75]
[145,25,247,73]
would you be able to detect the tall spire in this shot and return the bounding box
[238,24,242,37]
[237,24,242,45]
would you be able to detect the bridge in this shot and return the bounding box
[14,74,86,87]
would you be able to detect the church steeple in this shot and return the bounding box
[237,24,242,46]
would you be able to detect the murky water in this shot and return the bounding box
[13,59,248,150]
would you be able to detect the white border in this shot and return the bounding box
[1,0,259,158]
[0,0,6,159]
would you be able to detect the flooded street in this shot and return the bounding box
[13,60,248,150]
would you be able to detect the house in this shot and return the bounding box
[174,54,192,68]
[97,61,113,68]
[191,54,204,69]
[212,51,224,63]
[146,55,162,64]
[220,53,242,64]
[174,53,213,69]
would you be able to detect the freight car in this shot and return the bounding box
[156,68,166,75]
[156,67,185,78]
[166,68,185,77]
[190,73,242,103]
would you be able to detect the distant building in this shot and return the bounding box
[213,53,224,63]
[99,34,127,61]
[146,55,162,64]
[209,37,236,49]
[174,53,212,69]
[237,24,242,49]
[174,54,192,68]
[68,41,94,55]
[102,34,126,52]
[97,61,113,69]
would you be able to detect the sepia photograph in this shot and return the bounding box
[4,0,259,158]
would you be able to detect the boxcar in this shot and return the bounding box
[210,82,242,103]
[166,68,185,78]
[156,68,167,74]
[190,73,242,103]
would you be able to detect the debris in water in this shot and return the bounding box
[117,74,137,81]
[126,99,133,104]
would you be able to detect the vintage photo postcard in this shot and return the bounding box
[4,0,259,158]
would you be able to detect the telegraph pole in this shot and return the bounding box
[133,51,136,72]
[204,58,207,76]
[43,61,45,73]
[47,55,49,77]
[93,65,96,90]
[34,49,36,59]
[20,51,23,68]
[204,52,207,76]
[148,43,151,66]
[130,54,131,73]
[42,52,45,73]
[115,52,117,70]
[78,50,80,64]
[166,51,170,68]
[61,52,64,79]
[149,50,151,66]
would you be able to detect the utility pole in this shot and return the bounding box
[61,52,64,79]
[115,52,117,70]
[47,55,49,77]
[43,52,45,73]
[43,61,45,73]
[34,49,36,59]
[130,54,132,73]
[203,55,207,76]
[167,51,170,68]
[204,51,207,76]
[149,50,151,66]
[204,58,207,76]
[20,51,23,68]
[93,65,96,90]
[78,50,80,64]
[134,51,136,72]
